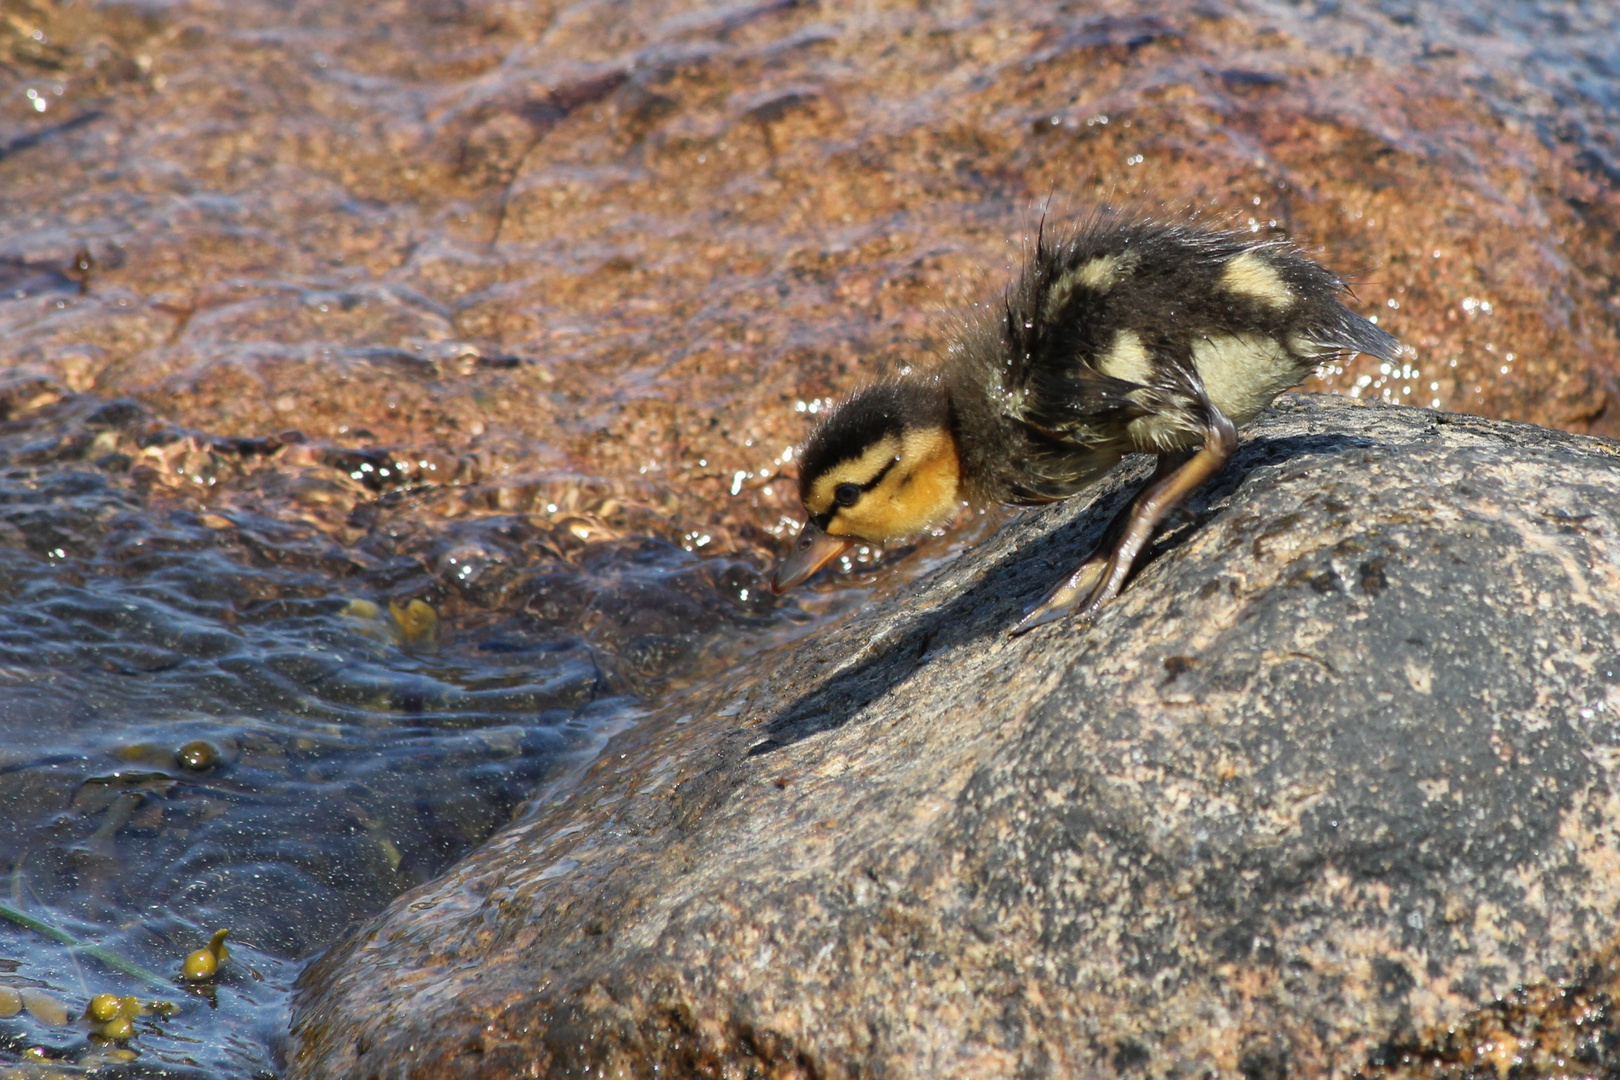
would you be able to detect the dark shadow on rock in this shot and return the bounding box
[748,430,1377,756]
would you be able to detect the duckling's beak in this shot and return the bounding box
[769,522,855,594]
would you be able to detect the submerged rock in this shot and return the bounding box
[2,0,1618,564]
[289,395,1620,1078]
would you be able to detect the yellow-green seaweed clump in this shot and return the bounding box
[181,929,230,982]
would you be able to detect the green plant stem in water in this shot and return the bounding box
[0,901,172,990]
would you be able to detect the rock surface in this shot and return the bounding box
[290,395,1620,1078]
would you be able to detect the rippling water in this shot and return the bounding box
[0,397,820,1075]
[0,0,1616,1073]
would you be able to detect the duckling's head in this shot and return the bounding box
[770,380,960,594]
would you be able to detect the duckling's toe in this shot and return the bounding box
[1010,556,1109,636]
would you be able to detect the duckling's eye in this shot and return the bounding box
[833,483,861,507]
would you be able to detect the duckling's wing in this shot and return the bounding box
[984,245,1151,445]
[1016,363,1146,444]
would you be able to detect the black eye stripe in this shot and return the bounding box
[827,456,898,511]
[861,457,898,491]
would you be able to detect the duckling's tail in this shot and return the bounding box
[1303,306,1404,363]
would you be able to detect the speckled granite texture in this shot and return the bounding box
[290,395,1620,1078]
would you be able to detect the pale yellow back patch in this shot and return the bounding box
[1287,332,1335,359]
[1220,250,1293,310]
[1096,329,1154,385]
[1127,413,1203,453]
[1191,333,1303,426]
[824,427,961,542]
[806,434,900,516]
[1124,386,1205,452]
[1042,251,1139,320]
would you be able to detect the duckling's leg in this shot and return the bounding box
[1010,452,1187,632]
[1011,409,1238,635]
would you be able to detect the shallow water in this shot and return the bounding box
[0,394,821,1075]
[0,380,935,1075]
[0,0,1616,1074]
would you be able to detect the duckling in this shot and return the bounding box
[769,212,1401,633]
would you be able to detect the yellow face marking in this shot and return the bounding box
[1190,332,1304,426]
[822,426,961,543]
[1220,250,1292,310]
[1042,252,1138,320]
[1096,329,1154,385]
[806,434,901,516]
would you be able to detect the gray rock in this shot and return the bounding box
[289,395,1620,1078]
